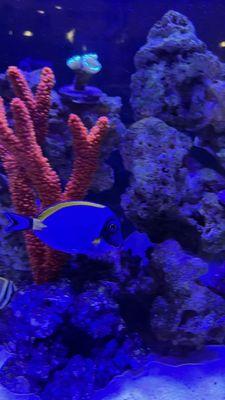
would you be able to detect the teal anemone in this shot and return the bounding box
[66,53,102,75]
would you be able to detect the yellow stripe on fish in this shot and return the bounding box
[38,201,106,222]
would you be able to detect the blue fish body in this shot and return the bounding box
[3,201,122,255]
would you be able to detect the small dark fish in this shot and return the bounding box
[0,277,15,309]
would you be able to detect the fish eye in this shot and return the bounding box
[107,222,118,233]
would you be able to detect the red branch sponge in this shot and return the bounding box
[0,67,109,283]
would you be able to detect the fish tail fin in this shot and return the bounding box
[2,212,33,233]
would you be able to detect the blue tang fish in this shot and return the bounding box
[3,201,123,254]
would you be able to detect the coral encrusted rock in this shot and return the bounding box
[121,117,192,235]
[150,240,225,348]
[130,10,225,137]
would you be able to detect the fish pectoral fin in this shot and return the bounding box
[92,237,102,246]
[33,218,47,231]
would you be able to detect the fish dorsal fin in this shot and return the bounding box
[38,201,106,221]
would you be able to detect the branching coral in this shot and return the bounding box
[7,66,54,144]
[0,67,109,283]
[64,114,110,200]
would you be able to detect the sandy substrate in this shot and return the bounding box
[94,346,225,400]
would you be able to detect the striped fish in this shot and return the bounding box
[0,278,15,309]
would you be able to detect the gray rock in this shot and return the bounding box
[130,10,225,137]
[121,117,192,234]
[180,168,225,257]
[150,240,225,348]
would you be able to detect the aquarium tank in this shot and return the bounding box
[1,0,225,399]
